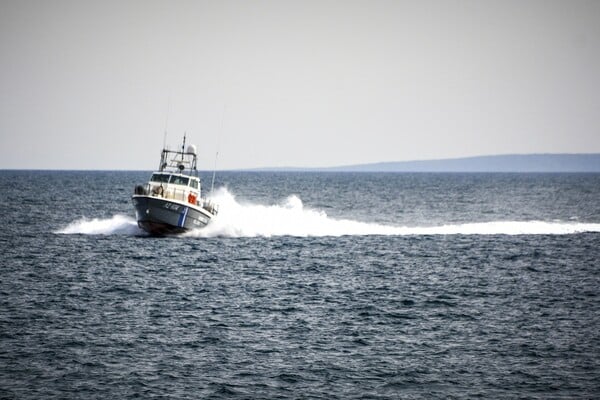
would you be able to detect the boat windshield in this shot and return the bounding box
[189,179,199,189]
[169,175,189,186]
[151,173,170,183]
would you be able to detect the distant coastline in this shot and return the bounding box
[2,154,600,173]
[253,154,600,173]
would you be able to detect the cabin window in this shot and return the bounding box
[151,173,170,183]
[169,175,189,186]
[189,179,199,189]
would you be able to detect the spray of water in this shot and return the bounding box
[56,214,143,235]
[56,187,600,237]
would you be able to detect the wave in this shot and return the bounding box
[56,188,600,237]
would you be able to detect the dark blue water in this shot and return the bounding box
[1,171,599,398]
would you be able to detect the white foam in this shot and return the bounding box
[56,214,143,235]
[184,188,600,238]
[55,188,600,237]
[396,221,600,236]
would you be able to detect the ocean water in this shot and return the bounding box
[1,170,599,399]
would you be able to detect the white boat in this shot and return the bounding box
[132,136,218,235]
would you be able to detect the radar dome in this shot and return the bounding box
[187,144,197,155]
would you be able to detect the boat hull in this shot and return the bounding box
[132,195,212,235]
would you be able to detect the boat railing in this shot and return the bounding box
[134,183,218,215]
[202,199,219,215]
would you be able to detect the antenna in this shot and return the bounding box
[163,97,170,150]
[211,105,226,196]
[181,132,186,162]
[210,150,218,195]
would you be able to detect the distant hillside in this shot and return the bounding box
[325,154,600,172]
[252,154,600,172]
[327,153,600,172]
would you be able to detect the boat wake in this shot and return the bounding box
[57,188,600,237]
[56,214,144,235]
[185,188,600,237]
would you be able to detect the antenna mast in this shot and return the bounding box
[211,105,226,196]
[181,132,186,162]
[210,151,218,195]
[163,98,170,150]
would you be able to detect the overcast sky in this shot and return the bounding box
[1,0,599,170]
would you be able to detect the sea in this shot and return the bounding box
[1,170,599,399]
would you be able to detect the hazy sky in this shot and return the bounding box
[1,0,599,170]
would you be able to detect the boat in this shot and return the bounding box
[132,135,218,235]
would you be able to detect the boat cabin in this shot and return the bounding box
[149,172,201,205]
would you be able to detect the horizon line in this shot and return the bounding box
[1,152,599,172]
